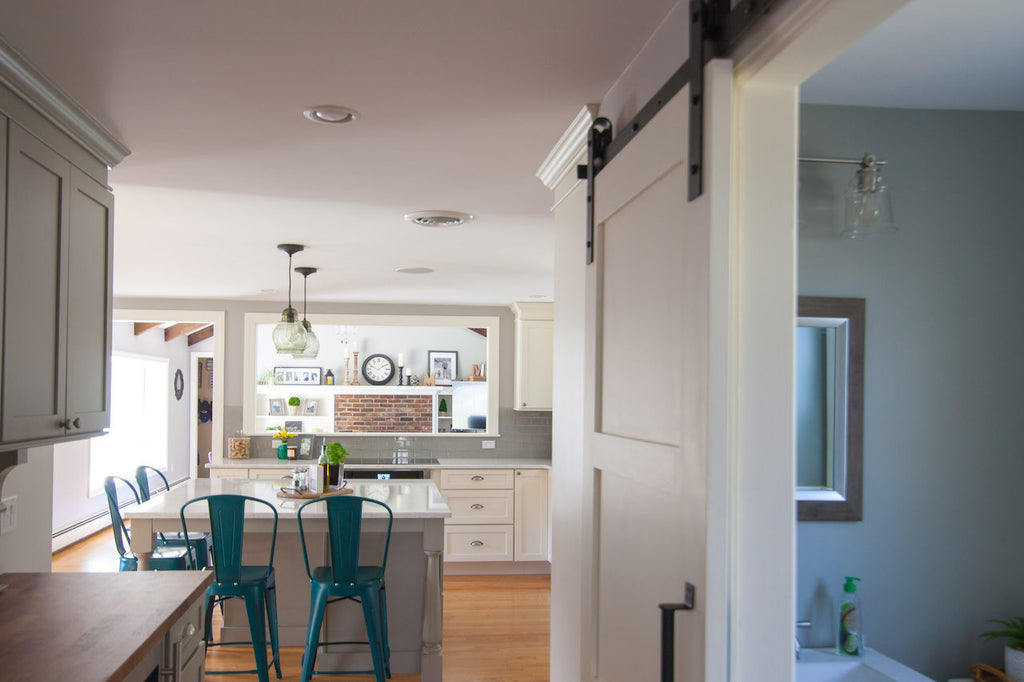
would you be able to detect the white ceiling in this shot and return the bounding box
[0,0,676,305]
[801,0,1024,111]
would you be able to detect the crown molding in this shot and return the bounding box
[535,104,597,190]
[0,35,130,167]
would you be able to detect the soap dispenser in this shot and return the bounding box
[838,576,862,656]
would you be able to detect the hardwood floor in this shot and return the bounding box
[53,531,551,681]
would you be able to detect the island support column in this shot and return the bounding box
[421,521,444,680]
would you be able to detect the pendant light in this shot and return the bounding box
[799,153,896,238]
[292,266,320,359]
[271,244,308,354]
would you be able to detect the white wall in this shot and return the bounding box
[0,446,53,571]
[797,104,1024,680]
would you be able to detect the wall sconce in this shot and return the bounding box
[272,243,308,354]
[800,153,895,238]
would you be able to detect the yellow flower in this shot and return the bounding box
[272,428,295,441]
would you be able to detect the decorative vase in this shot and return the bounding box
[287,404,299,416]
[277,442,289,460]
[1006,646,1024,681]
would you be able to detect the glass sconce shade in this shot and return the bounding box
[841,159,896,238]
[272,306,308,353]
[292,320,320,359]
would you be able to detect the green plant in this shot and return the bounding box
[257,369,277,385]
[981,617,1024,650]
[322,442,349,465]
[288,396,301,407]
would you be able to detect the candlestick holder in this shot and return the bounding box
[351,351,360,385]
[343,357,352,385]
[397,365,405,386]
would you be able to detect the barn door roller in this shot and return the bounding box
[582,0,778,264]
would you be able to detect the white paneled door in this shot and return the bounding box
[586,62,731,681]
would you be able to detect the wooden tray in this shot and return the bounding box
[276,487,353,499]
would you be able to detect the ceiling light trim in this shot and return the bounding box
[0,35,130,166]
[536,104,597,190]
[403,210,474,227]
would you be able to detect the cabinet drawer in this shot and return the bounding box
[163,595,205,674]
[444,525,514,561]
[249,468,291,481]
[210,468,249,481]
[444,490,514,525]
[440,469,513,490]
[178,641,205,682]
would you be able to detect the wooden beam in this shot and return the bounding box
[187,325,214,347]
[133,322,161,336]
[469,328,487,337]
[164,323,206,342]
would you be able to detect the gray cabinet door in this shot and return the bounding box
[2,124,71,442]
[66,168,112,434]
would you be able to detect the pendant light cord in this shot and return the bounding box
[302,271,308,320]
[287,253,293,307]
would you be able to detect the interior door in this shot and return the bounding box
[586,62,730,681]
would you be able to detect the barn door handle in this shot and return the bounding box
[659,582,696,682]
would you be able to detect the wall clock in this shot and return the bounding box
[361,353,396,385]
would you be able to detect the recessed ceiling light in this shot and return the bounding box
[396,266,435,275]
[403,210,474,227]
[302,105,359,125]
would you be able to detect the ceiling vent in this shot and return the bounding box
[403,210,474,227]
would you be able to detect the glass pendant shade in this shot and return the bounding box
[292,320,320,359]
[272,306,308,353]
[841,160,896,238]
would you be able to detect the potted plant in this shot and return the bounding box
[981,617,1024,680]
[287,396,301,416]
[270,427,295,460]
[319,442,349,489]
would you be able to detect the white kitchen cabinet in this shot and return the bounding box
[512,302,553,411]
[209,468,250,482]
[514,469,550,562]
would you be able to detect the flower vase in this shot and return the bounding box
[277,442,289,460]
[1006,646,1024,681]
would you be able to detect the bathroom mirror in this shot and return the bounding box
[796,296,864,521]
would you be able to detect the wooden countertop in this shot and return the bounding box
[0,571,212,681]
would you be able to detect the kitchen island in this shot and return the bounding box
[124,478,450,681]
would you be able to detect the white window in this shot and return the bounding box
[88,352,169,496]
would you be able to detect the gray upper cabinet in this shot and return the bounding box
[1,121,113,446]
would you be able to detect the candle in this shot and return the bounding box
[405,368,411,377]
[344,348,350,360]
[398,352,405,366]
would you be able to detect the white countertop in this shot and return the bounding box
[209,457,551,470]
[124,478,451,520]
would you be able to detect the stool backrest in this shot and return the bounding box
[180,494,278,582]
[103,476,141,558]
[134,465,171,502]
[296,495,393,583]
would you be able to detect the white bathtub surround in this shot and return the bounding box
[796,648,934,682]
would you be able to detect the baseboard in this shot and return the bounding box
[52,513,111,553]
[443,561,550,576]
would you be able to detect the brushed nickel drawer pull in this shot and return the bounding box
[471,504,485,510]
[471,475,485,481]
[470,540,484,546]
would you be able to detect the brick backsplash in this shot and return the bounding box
[334,394,433,433]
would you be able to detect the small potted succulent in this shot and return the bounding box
[287,396,301,416]
[981,616,1024,680]
[318,442,349,489]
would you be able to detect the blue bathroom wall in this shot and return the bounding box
[797,104,1024,681]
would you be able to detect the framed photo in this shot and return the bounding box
[303,398,319,415]
[268,398,285,416]
[285,420,303,433]
[297,436,313,460]
[427,350,458,386]
[274,366,322,385]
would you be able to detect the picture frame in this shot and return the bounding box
[268,398,285,416]
[285,420,303,433]
[297,436,313,459]
[427,350,458,386]
[274,366,322,385]
[303,398,319,415]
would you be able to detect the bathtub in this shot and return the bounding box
[796,648,934,682]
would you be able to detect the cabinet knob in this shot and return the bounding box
[59,419,71,429]
[470,504,485,510]
[521,402,527,407]
[470,540,484,547]
[72,417,81,429]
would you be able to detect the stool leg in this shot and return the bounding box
[242,590,269,682]
[301,585,329,682]
[379,582,391,678]
[360,587,387,682]
[265,585,282,678]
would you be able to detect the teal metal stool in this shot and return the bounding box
[296,495,394,682]
[134,465,212,569]
[103,476,191,571]
[180,494,282,682]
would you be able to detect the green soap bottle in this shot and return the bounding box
[838,576,862,656]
